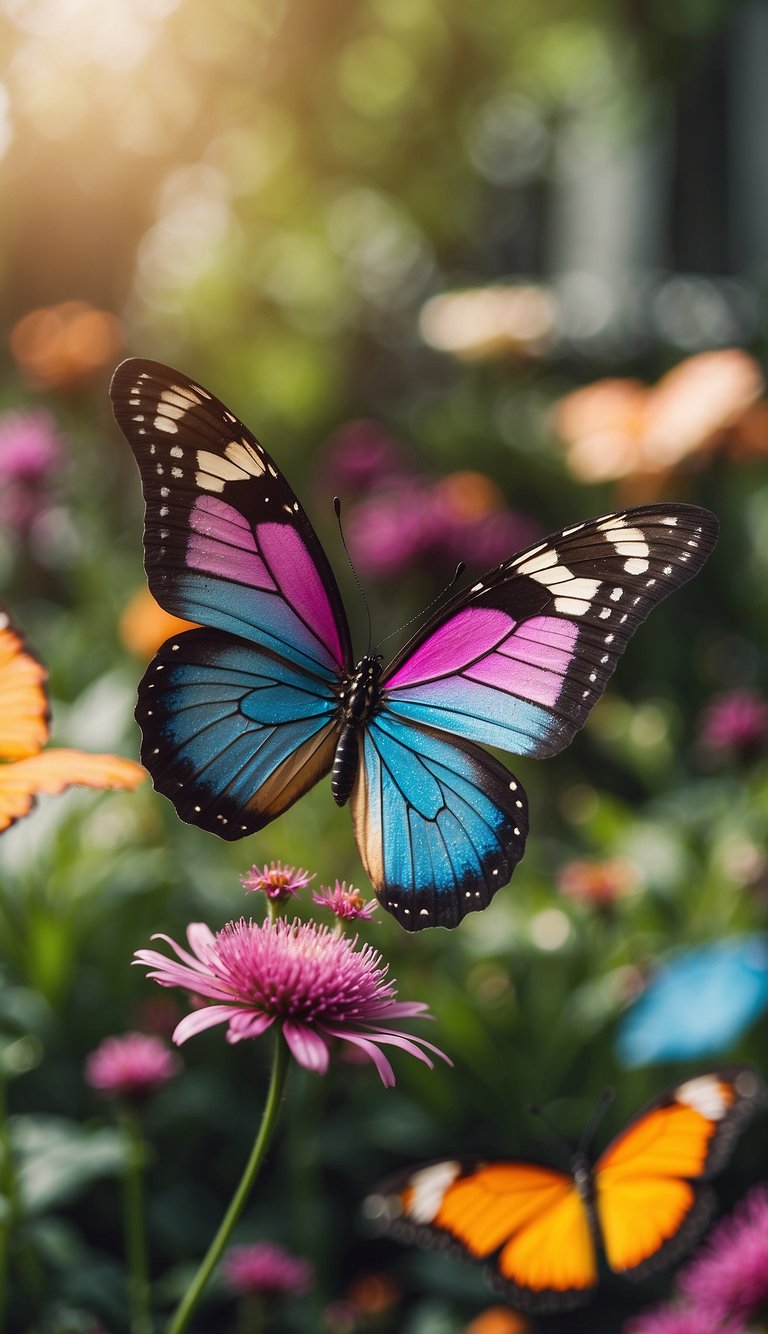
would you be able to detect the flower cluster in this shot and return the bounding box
[312,880,377,921]
[135,916,449,1086]
[626,1185,768,1332]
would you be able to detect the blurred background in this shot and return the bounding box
[1,1,767,1331]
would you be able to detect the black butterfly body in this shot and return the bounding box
[111,358,718,929]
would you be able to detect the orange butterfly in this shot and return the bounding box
[0,606,145,832]
[366,1065,766,1312]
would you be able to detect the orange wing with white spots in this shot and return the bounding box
[366,1159,598,1312]
[594,1065,765,1278]
[0,607,145,832]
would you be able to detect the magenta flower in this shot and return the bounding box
[222,1241,313,1298]
[85,1032,180,1100]
[312,880,378,921]
[324,418,407,495]
[0,408,62,530]
[699,690,768,760]
[240,860,314,901]
[623,1307,745,1334]
[679,1184,768,1321]
[134,918,450,1086]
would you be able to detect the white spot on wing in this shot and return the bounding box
[406,1162,462,1222]
[676,1076,729,1121]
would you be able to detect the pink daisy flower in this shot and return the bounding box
[134,917,450,1086]
[679,1183,768,1321]
[312,880,378,921]
[240,861,314,901]
[85,1032,180,1100]
[222,1241,312,1298]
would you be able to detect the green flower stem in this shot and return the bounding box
[120,1105,153,1334]
[166,1031,290,1334]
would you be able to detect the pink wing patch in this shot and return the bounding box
[387,609,578,710]
[188,495,275,589]
[258,523,344,669]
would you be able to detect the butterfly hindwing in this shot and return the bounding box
[382,505,719,759]
[110,359,352,679]
[137,628,341,837]
[351,711,528,929]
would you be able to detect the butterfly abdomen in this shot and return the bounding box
[332,656,383,806]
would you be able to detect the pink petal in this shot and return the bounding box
[361,1026,452,1064]
[226,1012,274,1041]
[283,1021,330,1074]
[330,1031,396,1086]
[173,1005,244,1044]
[373,1000,432,1020]
[134,952,234,1001]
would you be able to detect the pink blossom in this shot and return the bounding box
[134,917,450,1086]
[699,690,768,759]
[240,860,314,901]
[623,1304,745,1334]
[0,408,62,529]
[312,880,378,921]
[85,1032,180,1100]
[679,1184,768,1321]
[222,1241,312,1298]
[324,419,407,495]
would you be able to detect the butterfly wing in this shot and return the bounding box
[366,1159,598,1312]
[110,359,352,679]
[0,750,145,833]
[0,609,50,760]
[382,505,718,758]
[351,712,527,929]
[594,1065,767,1278]
[137,628,340,836]
[111,359,352,832]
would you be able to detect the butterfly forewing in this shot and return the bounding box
[382,505,719,760]
[111,359,352,679]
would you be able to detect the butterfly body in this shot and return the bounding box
[368,1066,767,1311]
[332,654,383,805]
[112,358,719,929]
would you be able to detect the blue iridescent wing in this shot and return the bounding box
[351,710,528,930]
[136,628,340,836]
[111,359,352,680]
[381,505,719,757]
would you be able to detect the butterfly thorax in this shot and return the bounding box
[571,1152,593,1203]
[332,656,383,807]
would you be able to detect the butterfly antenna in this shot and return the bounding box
[527,1103,574,1170]
[375,561,466,654]
[334,497,373,655]
[577,1088,615,1156]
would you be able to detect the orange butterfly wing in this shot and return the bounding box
[0,606,146,832]
[594,1066,766,1277]
[0,615,49,760]
[368,1160,597,1312]
[0,749,146,832]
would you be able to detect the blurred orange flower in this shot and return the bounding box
[119,587,196,659]
[10,300,123,389]
[552,349,763,490]
[0,607,145,832]
[557,857,640,909]
[420,284,557,361]
[465,1306,529,1334]
[345,1272,400,1316]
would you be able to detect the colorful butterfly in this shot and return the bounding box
[0,606,145,832]
[365,1065,767,1312]
[111,359,718,930]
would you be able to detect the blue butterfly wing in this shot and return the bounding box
[136,628,340,837]
[111,359,352,680]
[617,935,768,1067]
[351,709,528,930]
[382,505,719,758]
